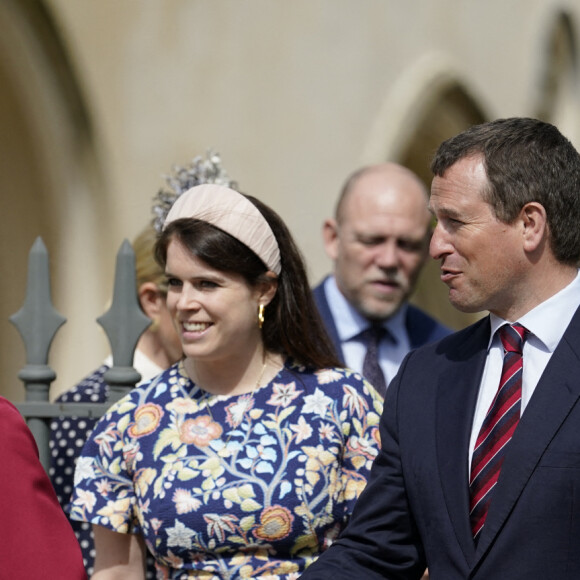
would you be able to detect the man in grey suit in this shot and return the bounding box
[303,117,580,579]
[313,162,450,395]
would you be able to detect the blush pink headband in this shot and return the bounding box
[163,184,282,275]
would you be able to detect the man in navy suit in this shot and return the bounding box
[302,117,580,579]
[313,162,450,393]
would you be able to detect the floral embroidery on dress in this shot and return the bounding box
[71,360,382,579]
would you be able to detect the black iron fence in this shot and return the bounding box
[9,237,151,471]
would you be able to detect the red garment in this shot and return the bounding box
[0,396,86,580]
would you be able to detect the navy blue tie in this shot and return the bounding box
[362,324,387,397]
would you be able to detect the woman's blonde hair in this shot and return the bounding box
[133,225,166,291]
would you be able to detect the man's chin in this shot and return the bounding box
[358,299,403,322]
[448,290,486,314]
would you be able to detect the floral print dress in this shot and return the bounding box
[70,360,382,579]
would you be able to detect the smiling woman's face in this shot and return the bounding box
[164,238,264,364]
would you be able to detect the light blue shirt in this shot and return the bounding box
[469,270,580,467]
[323,276,411,385]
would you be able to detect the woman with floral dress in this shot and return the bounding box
[70,183,383,579]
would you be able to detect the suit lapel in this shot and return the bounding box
[437,318,490,563]
[474,307,580,561]
[312,279,346,363]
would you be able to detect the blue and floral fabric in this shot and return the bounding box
[50,363,157,578]
[50,364,108,576]
[71,360,382,579]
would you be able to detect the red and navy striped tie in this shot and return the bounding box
[469,323,527,540]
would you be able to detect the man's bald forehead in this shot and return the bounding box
[335,163,428,222]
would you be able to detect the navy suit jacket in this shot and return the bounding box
[302,308,580,579]
[312,278,451,362]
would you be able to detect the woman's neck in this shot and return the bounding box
[137,332,176,370]
[184,350,284,396]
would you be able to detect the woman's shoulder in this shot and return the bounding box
[0,396,41,459]
[56,363,110,403]
[279,363,383,419]
[99,361,187,418]
[282,362,372,393]
[0,396,22,424]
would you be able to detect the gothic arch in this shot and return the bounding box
[363,59,488,330]
[533,10,579,141]
[0,0,106,400]
[402,81,488,331]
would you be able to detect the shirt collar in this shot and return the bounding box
[324,275,403,344]
[103,349,164,385]
[488,269,580,352]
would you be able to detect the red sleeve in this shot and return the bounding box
[0,397,87,580]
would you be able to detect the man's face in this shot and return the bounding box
[429,155,527,319]
[324,168,431,322]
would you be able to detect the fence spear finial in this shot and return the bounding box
[10,236,66,373]
[97,239,151,402]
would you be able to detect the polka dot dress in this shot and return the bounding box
[50,364,156,578]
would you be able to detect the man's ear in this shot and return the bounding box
[521,202,547,254]
[138,282,163,318]
[322,218,340,261]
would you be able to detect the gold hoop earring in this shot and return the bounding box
[258,304,265,329]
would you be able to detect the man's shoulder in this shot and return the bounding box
[405,304,453,347]
[312,277,335,322]
[411,314,490,357]
[312,277,329,302]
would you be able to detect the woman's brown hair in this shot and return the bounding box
[154,193,341,370]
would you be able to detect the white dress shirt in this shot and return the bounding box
[469,270,580,470]
[104,348,164,386]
